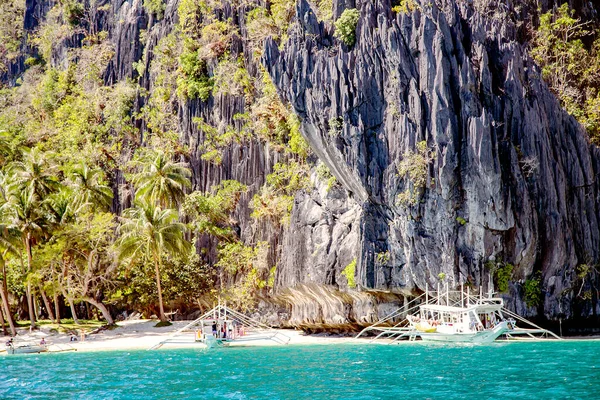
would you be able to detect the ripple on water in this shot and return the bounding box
[1,341,600,399]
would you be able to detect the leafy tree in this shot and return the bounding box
[1,186,49,327]
[392,0,419,14]
[216,241,271,311]
[531,3,600,142]
[0,0,25,75]
[250,161,310,226]
[58,211,117,324]
[9,148,60,200]
[129,150,191,208]
[396,141,436,206]
[342,259,357,289]
[117,201,190,322]
[524,273,542,308]
[334,9,360,46]
[68,162,113,212]
[143,0,165,18]
[183,180,247,241]
[0,222,20,336]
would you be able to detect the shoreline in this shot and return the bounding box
[3,320,600,355]
[2,320,362,354]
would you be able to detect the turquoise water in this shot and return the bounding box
[1,341,599,399]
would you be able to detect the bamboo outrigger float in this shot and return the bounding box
[149,302,290,350]
[356,283,561,344]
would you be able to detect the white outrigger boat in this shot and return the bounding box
[408,298,513,343]
[3,334,76,355]
[357,283,560,344]
[5,339,48,354]
[149,302,290,350]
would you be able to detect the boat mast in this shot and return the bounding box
[467,285,470,306]
[445,281,449,305]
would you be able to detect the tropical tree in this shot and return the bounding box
[2,148,60,325]
[68,162,113,212]
[9,148,59,200]
[56,211,117,325]
[45,188,78,323]
[0,225,20,336]
[117,201,190,322]
[129,150,191,208]
[0,170,18,334]
[1,187,48,327]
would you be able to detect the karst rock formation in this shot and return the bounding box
[5,0,600,332]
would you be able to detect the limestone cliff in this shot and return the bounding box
[4,0,600,333]
[265,0,600,330]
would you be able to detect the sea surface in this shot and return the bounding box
[1,341,599,399]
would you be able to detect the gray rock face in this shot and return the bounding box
[277,170,362,289]
[265,0,600,325]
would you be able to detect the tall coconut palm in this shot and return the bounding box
[1,187,48,327]
[69,163,113,212]
[0,171,18,334]
[0,225,20,336]
[130,151,191,208]
[117,201,190,322]
[5,149,59,326]
[45,188,79,324]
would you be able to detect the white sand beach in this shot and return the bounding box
[2,320,359,353]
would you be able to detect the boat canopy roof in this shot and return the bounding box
[420,302,503,314]
[420,304,473,313]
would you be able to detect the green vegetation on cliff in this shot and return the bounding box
[334,9,360,46]
[0,0,312,331]
[532,3,600,142]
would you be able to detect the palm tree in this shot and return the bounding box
[69,163,113,212]
[117,201,190,322]
[130,151,191,208]
[9,148,59,201]
[5,149,58,326]
[1,188,47,327]
[0,171,18,334]
[0,225,20,336]
[47,188,75,226]
[45,188,80,324]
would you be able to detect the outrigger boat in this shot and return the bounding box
[5,340,48,354]
[357,283,560,344]
[149,302,290,350]
[408,298,514,343]
[3,335,76,355]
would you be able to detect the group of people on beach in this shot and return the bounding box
[210,321,245,339]
[211,322,232,339]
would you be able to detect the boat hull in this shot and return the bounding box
[419,322,509,344]
[8,345,48,354]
